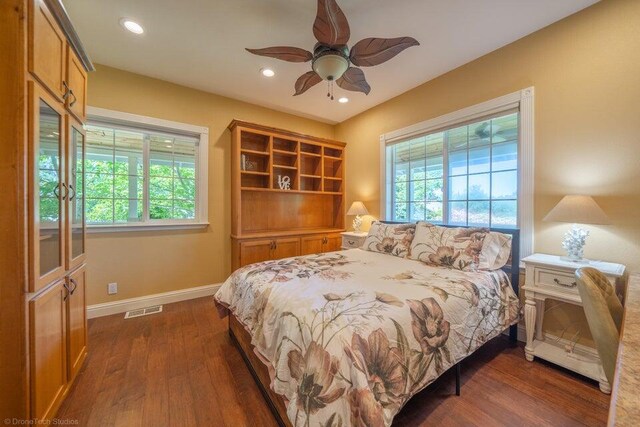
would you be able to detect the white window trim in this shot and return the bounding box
[86,106,209,233]
[379,87,534,258]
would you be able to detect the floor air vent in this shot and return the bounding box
[124,305,163,319]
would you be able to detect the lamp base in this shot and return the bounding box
[561,224,589,262]
[352,215,363,233]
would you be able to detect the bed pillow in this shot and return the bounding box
[410,222,511,271]
[362,221,416,258]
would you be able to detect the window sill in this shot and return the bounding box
[88,222,210,233]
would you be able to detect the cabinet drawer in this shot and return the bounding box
[535,268,578,292]
[342,235,364,249]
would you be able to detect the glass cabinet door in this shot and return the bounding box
[31,83,66,293]
[67,119,86,269]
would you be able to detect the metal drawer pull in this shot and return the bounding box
[554,278,577,288]
[69,278,78,295]
[70,89,77,107]
[63,282,70,301]
[348,240,355,245]
[63,81,70,99]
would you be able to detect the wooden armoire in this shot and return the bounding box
[0,0,92,421]
[230,120,346,271]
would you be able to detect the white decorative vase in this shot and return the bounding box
[561,224,589,262]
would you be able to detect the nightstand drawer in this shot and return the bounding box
[341,232,367,249]
[536,269,578,292]
[342,236,363,249]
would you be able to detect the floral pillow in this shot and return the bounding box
[409,222,512,271]
[362,222,416,258]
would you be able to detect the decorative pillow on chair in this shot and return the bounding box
[362,222,416,258]
[410,222,511,271]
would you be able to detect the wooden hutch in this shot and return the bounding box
[1,0,92,421]
[229,120,346,270]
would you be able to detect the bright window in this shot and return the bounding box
[380,88,535,258]
[387,112,519,227]
[85,107,208,230]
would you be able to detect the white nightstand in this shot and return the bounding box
[340,231,367,250]
[522,253,626,393]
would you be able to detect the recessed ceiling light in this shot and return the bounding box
[338,97,349,104]
[120,18,144,35]
[261,68,275,77]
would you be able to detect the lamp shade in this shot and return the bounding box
[543,195,611,225]
[347,201,369,216]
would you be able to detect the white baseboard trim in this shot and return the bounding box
[87,283,222,319]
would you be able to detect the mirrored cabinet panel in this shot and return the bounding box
[31,84,66,292]
[38,100,62,275]
[67,118,86,269]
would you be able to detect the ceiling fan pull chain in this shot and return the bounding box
[327,81,330,98]
[330,81,334,100]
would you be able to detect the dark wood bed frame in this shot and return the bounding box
[228,225,520,427]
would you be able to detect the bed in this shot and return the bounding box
[215,225,520,427]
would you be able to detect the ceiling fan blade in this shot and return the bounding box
[336,67,370,95]
[245,46,313,62]
[349,37,420,67]
[294,71,323,96]
[313,0,350,47]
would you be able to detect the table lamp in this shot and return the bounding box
[543,195,611,262]
[347,201,369,233]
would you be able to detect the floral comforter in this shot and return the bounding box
[215,249,519,427]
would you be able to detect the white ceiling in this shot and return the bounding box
[63,0,598,124]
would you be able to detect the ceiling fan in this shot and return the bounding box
[246,0,419,99]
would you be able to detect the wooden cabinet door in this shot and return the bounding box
[29,82,66,293]
[239,239,273,267]
[66,46,87,121]
[273,238,300,260]
[29,280,68,421]
[300,235,325,255]
[66,265,87,381]
[28,0,67,101]
[325,233,343,252]
[65,116,86,271]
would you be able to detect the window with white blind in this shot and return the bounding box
[85,107,208,231]
[388,112,519,226]
[381,88,534,257]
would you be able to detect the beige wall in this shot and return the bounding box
[88,0,639,349]
[86,64,334,305]
[336,0,640,272]
[335,0,640,344]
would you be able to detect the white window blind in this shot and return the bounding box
[84,109,208,230]
[387,111,519,227]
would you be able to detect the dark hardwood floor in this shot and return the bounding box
[56,297,610,427]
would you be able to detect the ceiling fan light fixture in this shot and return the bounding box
[312,53,349,81]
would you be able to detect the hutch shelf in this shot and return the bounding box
[229,120,346,270]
